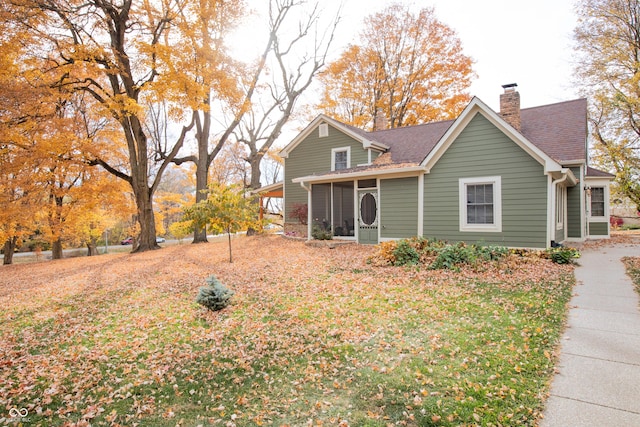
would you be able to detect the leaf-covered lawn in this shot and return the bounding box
[0,235,573,426]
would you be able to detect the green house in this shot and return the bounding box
[279,85,613,248]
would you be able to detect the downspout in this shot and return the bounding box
[550,174,569,246]
[300,181,312,240]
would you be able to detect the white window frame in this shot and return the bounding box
[459,176,502,232]
[556,186,565,230]
[331,147,350,171]
[319,123,329,138]
[588,186,608,222]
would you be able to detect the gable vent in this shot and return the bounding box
[319,123,329,138]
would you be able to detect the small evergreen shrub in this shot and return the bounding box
[196,275,234,311]
[545,246,580,265]
[311,224,333,240]
[392,240,420,266]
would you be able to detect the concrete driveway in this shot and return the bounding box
[541,240,640,426]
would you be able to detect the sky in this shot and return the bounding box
[338,0,580,111]
[228,0,581,148]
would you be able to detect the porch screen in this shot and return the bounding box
[311,182,355,236]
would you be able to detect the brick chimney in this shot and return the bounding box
[500,83,521,131]
[373,108,388,131]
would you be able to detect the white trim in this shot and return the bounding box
[377,178,381,243]
[417,173,424,237]
[458,176,502,232]
[292,165,427,184]
[580,165,586,239]
[331,147,351,171]
[556,186,565,230]
[586,183,609,223]
[547,174,553,245]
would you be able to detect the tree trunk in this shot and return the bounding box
[227,229,233,263]
[3,237,17,265]
[86,238,99,256]
[249,153,264,190]
[192,148,209,243]
[131,178,158,253]
[51,238,63,260]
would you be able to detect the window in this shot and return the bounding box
[590,187,605,217]
[358,179,377,188]
[459,176,502,232]
[331,147,350,171]
[556,186,564,229]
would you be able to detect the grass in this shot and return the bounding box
[0,235,574,426]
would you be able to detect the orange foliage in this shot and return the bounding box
[317,4,475,130]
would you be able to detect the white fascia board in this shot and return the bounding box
[584,175,615,182]
[249,181,284,195]
[292,166,427,184]
[421,97,564,175]
[362,139,389,151]
[279,114,387,158]
[562,160,587,167]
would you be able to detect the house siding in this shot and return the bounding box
[567,167,582,238]
[423,113,548,248]
[380,177,418,239]
[589,221,609,236]
[284,124,369,223]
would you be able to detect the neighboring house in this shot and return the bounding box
[278,84,613,248]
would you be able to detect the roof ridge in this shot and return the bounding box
[367,118,456,135]
[521,97,587,112]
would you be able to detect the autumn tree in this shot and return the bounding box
[2,0,197,253]
[153,164,194,236]
[183,183,259,263]
[317,3,475,130]
[170,0,338,244]
[234,1,339,190]
[574,0,640,209]
[68,174,134,256]
[0,24,54,263]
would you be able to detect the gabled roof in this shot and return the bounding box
[586,166,615,178]
[284,96,588,180]
[420,97,565,174]
[520,99,587,163]
[279,114,388,158]
[367,120,454,164]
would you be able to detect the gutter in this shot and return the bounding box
[292,165,428,185]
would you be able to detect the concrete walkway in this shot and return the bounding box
[541,242,640,426]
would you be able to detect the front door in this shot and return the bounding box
[358,190,378,244]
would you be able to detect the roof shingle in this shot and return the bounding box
[351,98,588,165]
